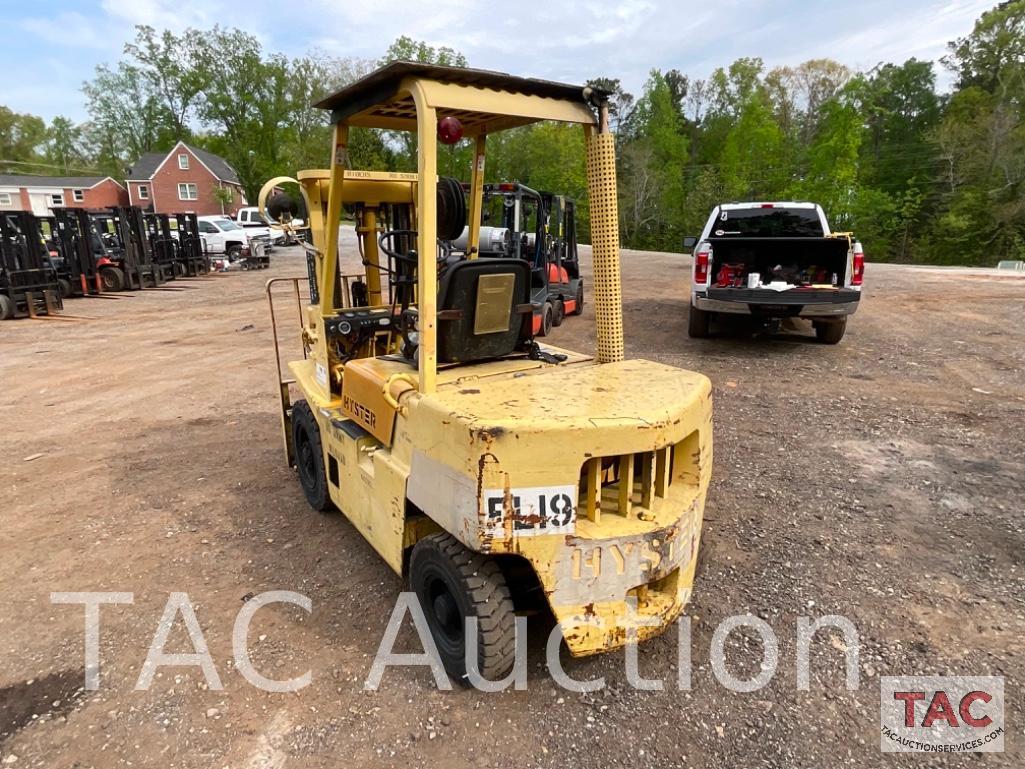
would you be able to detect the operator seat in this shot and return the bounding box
[436,258,532,364]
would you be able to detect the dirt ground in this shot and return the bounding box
[1,234,1024,768]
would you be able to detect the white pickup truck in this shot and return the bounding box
[236,206,299,245]
[686,202,865,344]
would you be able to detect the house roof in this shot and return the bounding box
[0,175,119,189]
[125,153,165,180]
[126,142,241,184]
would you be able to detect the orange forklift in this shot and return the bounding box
[456,182,584,336]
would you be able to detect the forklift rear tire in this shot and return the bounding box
[100,267,125,292]
[0,294,12,320]
[571,283,584,315]
[538,302,554,337]
[409,533,516,682]
[688,302,711,338]
[291,400,332,512]
[57,278,72,299]
[552,300,565,327]
[814,318,847,345]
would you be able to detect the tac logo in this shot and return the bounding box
[880,676,1005,753]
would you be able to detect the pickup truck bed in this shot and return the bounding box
[706,237,850,284]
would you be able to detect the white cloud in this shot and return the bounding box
[20,11,108,49]
[99,0,220,30]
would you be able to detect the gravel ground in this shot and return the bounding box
[1,234,1023,768]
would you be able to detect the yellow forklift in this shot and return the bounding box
[262,62,712,680]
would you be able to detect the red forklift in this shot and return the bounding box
[456,182,583,336]
[43,208,104,298]
[89,206,171,290]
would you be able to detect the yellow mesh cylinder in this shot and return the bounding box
[586,131,625,363]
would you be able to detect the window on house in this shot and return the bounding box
[178,154,190,170]
[73,189,85,202]
[138,185,149,200]
[50,193,64,206]
[178,183,198,201]
[0,193,11,206]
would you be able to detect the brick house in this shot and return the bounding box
[0,175,129,216]
[126,142,248,216]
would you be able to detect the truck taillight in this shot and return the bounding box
[852,248,865,286]
[694,250,710,285]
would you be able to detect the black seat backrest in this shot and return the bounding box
[437,258,532,364]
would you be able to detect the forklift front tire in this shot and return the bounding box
[538,302,554,337]
[552,300,565,327]
[291,400,332,512]
[57,278,72,299]
[571,283,584,315]
[409,533,516,682]
[100,267,125,292]
[688,302,711,338]
[0,294,12,320]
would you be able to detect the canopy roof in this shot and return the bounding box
[315,61,607,134]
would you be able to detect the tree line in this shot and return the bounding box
[1,1,1022,265]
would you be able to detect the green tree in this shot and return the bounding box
[720,93,786,200]
[124,25,206,137]
[0,106,47,170]
[379,36,468,67]
[944,0,1025,92]
[83,62,174,163]
[46,116,86,173]
[618,71,689,249]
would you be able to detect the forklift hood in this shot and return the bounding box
[403,357,712,549]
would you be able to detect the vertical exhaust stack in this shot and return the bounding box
[585,101,625,364]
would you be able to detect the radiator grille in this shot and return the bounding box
[577,431,700,523]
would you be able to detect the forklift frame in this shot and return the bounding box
[262,62,713,671]
[0,211,63,319]
[175,213,211,276]
[50,207,102,297]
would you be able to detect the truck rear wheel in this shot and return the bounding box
[688,302,711,338]
[409,533,516,682]
[291,400,332,512]
[814,318,847,345]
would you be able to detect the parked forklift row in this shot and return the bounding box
[0,207,272,320]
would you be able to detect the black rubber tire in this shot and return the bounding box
[290,400,332,512]
[227,245,243,261]
[814,318,847,345]
[688,302,711,338]
[0,294,12,320]
[571,282,584,315]
[100,266,125,292]
[551,299,565,327]
[57,278,72,299]
[538,302,554,337]
[408,533,516,682]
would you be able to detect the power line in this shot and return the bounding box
[0,158,106,175]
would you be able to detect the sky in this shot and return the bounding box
[0,0,994,123]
